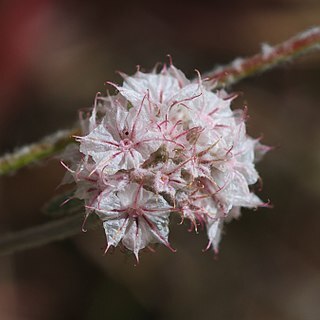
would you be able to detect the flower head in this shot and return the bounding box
[63,61,269,260]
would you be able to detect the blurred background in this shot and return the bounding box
[0,0,320,319]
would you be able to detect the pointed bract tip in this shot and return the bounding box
[166,54,173,66]
[104,244,112,255]
[134,250,140,264]
[202,240,212,253]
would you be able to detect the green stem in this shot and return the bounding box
[0,128,80,176]
[0,213,98,256]
[202,26,320,88]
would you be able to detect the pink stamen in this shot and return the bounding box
[60,160,75,174]
[142,214,177,253]
[74,135,120,148]
[130,94,147,140]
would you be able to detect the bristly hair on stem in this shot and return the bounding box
[202,26,320,89]
[0,128,80,176]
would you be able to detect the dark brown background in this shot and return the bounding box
[0,0,320,319]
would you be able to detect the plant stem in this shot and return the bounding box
[0,213,98,256]
[202,26,320,88]
[0,128,80,176]
[1,28,319,176]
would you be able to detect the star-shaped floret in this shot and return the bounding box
[93,183,175,260]
[77,101,162,175]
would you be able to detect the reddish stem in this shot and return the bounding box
[202,27,320,88]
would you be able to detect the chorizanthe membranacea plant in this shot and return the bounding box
[62,62,270,261]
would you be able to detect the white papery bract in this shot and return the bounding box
[64,63,269,259]
[94,183,173,261]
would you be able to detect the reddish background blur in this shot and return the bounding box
[1,0,320,319]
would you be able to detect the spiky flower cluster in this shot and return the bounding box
[63,63,269,260]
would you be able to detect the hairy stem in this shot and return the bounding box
[0,213,98,256]
[0,128,80,176]
[1,28,319,176]
[202,26,320,88]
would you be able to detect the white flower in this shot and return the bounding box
[152,160,185,197]
[93,183,174,260]
[64,61,269,259]
[116,64,189,107]
[77,101,161,175]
